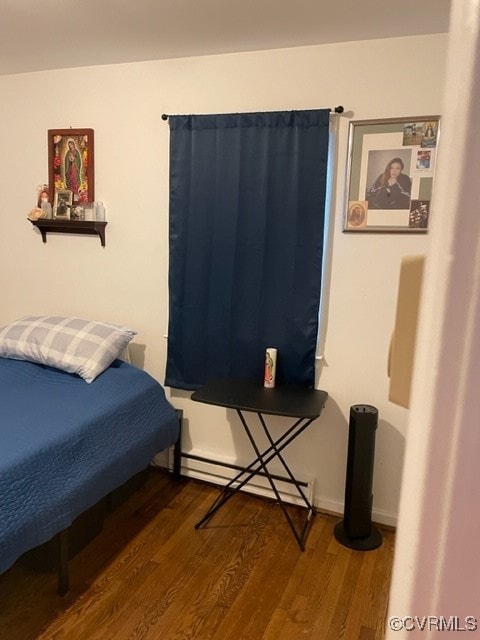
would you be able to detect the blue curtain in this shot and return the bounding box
[165,110,330,390]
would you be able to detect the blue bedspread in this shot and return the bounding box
[0,358,179,574]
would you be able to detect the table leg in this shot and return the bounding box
[194,417,304,528]
[195,411,317,550]
[257,413,313,512]
[238,411,312,551]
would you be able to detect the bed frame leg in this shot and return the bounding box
[173,409,183,480]
[57,529,69,596]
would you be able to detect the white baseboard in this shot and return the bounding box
[312,495,397,528]
[164,447,397,528]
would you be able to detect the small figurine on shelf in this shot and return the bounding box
[34,184,52,218]
[27,207,46,221]
[71,205,85,220]
[37,184,50,209]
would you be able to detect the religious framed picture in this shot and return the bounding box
[53,189,73,219]
[48,128,95,206]
[343,116,440,233]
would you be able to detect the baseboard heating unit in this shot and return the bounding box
[168,448,314,508]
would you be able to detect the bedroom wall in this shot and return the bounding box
[0,33,446,525]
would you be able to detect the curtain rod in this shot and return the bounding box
[161,106,344,121]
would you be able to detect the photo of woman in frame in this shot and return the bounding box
[365,151,412,210]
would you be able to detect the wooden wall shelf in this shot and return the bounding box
[30,219,108,247]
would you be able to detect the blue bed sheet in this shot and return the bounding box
[0,358,179,574]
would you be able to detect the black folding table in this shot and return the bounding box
[191,378,328,550]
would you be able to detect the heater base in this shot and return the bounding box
[334,521,383,551]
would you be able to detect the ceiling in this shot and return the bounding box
[0,0,451,76]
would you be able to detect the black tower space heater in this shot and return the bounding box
[334,404,382,550]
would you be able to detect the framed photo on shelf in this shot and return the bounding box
[53,189,73,219]
[36,184,49,207]
[48,128,95,206]
[344,116,440,233]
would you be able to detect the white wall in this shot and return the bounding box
[387,0,480,630]
[0,34,447,524]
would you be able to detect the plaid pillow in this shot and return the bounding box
[0,316,137,383]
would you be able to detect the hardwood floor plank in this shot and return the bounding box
[129,499,273,640]
[36,484,215,640]
[261,517,337,639]
[211,513,302,640]
[267,516,344,635]
[0,470,395,640]
[337,545,378,640]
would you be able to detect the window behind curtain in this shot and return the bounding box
[165,110,330,390]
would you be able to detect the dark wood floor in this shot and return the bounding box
[0,469,394,640]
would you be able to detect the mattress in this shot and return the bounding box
[0,357,179,574]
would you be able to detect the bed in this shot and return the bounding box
[0,316,181,593]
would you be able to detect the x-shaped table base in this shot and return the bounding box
[191,378,328,551]
[195,410,317,550]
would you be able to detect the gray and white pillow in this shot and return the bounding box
[0,315,137,383]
